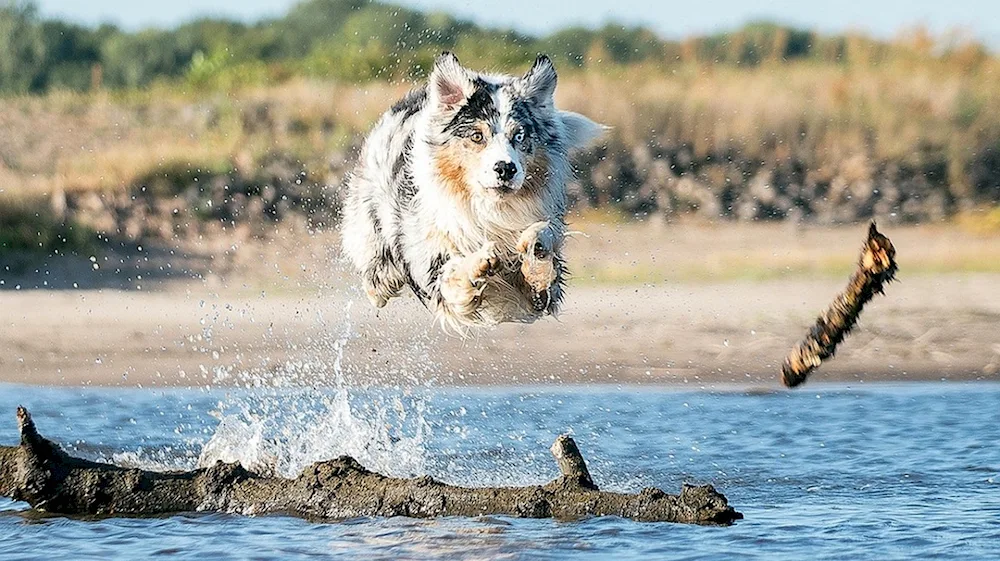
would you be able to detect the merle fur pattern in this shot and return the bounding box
[341,53,602,331]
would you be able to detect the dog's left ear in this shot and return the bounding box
[559,111,606,150]
[520,55,557,106]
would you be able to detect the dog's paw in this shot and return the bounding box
[365,287,389,308]
[439,244,498,315]
[517,222,558,295]
[469,241,501,285]
[439,263,477,314]
[363,278,398,308]
[517,221,552,258]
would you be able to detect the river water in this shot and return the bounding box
[0,382,998,560]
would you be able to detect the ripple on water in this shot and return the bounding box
[0,382,998,560]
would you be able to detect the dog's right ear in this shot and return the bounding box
[429,52,473,110]
[521,55,557,107]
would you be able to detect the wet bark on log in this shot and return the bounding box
[550,434,596,490]
[0,407,741,525]
[781,222,898,387]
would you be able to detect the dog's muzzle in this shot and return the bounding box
[494,161,517,182]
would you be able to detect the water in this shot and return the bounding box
[0,382,998,560]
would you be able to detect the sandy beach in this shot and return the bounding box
[3,223,998,388]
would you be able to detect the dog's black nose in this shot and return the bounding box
[494,161,517,182]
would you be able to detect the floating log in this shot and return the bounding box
[781,222,898,387]
[0,407,741,524]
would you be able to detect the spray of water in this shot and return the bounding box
[198,295,433,478]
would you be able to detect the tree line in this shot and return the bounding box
[0,0,990,94]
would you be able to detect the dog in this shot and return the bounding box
[340,53,602,331]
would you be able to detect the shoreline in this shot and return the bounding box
[3,273,997,388]
[3,224,998,389]
[1,378,998,391]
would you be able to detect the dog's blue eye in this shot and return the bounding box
[513,129,525,144]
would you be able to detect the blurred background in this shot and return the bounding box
[1,0,998,387]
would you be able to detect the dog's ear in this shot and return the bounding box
[559,111,606,150]
[429,52,474,110]
[520,55,557,106]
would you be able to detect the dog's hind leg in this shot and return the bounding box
[361,252,407,308]
[340,190,408,309]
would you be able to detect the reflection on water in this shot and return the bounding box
[0,382,998,560]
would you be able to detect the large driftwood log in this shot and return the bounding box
[0,407,741,524]
[781,222,897,387]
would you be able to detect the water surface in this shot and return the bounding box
[0,382,998,560]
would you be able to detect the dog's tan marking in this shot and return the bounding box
[434,143,472,201]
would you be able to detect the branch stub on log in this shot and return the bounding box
[550,434,597,490]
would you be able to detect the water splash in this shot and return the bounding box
[198,298,432,478]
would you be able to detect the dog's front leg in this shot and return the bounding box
[517,221,562,312]
[436,242,499,322]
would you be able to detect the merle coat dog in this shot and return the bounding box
[341,53,602,331]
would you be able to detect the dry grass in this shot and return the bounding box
[564,221,1000,285]
[957,207,1000,234]
[557,60,1000,188]
[0,80,410,197]
[2,62,999,229]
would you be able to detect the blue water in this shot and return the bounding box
[0,382,998,560]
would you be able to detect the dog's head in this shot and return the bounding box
[425,53,603,199]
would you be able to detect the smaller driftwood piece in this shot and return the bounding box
[0,407,741,524]
[782,222,898,387]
